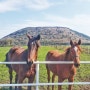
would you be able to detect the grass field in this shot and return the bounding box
[0,45,90,90]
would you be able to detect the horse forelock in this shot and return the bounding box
[72,41,82,52]
[65,45,81,59]
[64,47,71,60]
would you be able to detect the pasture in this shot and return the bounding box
[0,45,90,90]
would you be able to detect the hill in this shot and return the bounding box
[0,27,90,46]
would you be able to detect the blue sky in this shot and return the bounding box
[0,0,90,39]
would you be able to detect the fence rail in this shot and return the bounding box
[0,61,90,64]
[0,61,90,90]
[0,82,90,87]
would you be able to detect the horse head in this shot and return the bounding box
[69,39,81,68]
[26,34,40,65]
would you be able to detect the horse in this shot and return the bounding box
[5,34,40,90]
[45,39,81,90]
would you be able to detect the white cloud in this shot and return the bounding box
[0,0,53,13]
[25,0,53,10]
[79,0,90,2]
[69,0,90,2]
[44,14,90,26]
[25,14,90,36]
[1,14,90,39]
[46,14,90,36]
[0,0,22,13]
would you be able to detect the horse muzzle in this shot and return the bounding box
[74,63,80,68]
[27,60,33,66]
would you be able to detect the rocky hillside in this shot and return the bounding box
[0,27,90,46]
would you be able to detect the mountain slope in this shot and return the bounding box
[0,27,90,46]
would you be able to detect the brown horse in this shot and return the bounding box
[5,34,40,90]
[46,39,81,90]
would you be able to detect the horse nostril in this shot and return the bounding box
[27,61,33,66]
[74,63,80,68]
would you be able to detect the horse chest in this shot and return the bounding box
[26,65,36,78]
[57,66,74,79]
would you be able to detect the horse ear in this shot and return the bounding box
[70,40,73,46]
[36,34,40,40]
[37,40,41,47]
[78,39,81,45]
[26,33,32,40]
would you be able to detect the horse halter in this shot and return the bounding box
[27,41,38,65]
[70,39,81,67]
[70,46,80,67]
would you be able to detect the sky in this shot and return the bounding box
[0,0,90,39]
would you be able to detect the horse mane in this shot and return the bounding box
[64,47,71,60]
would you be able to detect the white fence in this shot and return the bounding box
[0,61,90,90]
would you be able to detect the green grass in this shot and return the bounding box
[0,46,90,90]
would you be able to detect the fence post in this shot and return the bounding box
[36,61,39,90]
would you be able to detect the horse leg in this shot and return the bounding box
[46,66,50,90]
[9,68,13,90]
[58,77,64,90]
[52,74,55,90]
[68,77,74,90]
[28,78,31,90]
[17,75,25,90]
[28,74,36,90]
[15,74,18,90]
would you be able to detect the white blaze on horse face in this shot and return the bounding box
[74,46,80,66]
[74,46,78,52]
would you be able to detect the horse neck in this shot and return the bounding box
[64,52,73,61]
[63,53,75,70]
[28,47,38,62]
